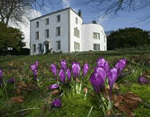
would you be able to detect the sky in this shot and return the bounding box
[7,0,150,48]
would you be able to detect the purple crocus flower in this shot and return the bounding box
[94,66,106,81]
[66,68,71,82]
[33,69,37,75]
[97,57,106,67]
[107,67,119,99]
[115,58,127,73]
[71,62,81,77]
[59,69,66,83]
[104,61,109,73]
[0,69,3,86]
[35,61,38,67]
[83,63,89,77]
[90,72,105,94]
[51,98,61,108]
[50,63,57,80]
[9,78,16,83]
[48,84,59,90]
[138,76,149,84]
[30,64,36,72]
[60,60,67,71]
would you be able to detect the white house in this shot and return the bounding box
[30,7,107,55]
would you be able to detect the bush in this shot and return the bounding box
[59,51,62,54]
[53,51,55,54]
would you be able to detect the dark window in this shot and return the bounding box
[93,44,100,51]
[57,15,60,22]
[45,29,49,38]
[76,18,78,24]
[36,31,39,39]
[36,21,39,28]
[39,43,42,51]
[46,18,49,25]
[33,44,36,52]
[56,27,61,36]
[56,41,61,50]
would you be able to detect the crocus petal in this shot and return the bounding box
[138,76,149,84]
[76,62,81,77]
[50,63,57,77]
[94,66,106,81]
[59,69,66,83]
[107,67,119,99]
[107,67,119,88]
[97,57,106,67]
[66,68,71,82]
[104,61,109,73]
[90,72,105,94]
[9,78,16,83]
[60,60,67,71]
[72,62,80,77]
[30,64,36,71]
[35,61,38,67]
[51,98,61,108]
[48,84,59,90]
[33,69,37,75]
[115,58,127,73]
[83,63,89,76]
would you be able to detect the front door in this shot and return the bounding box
[45,44,49,53]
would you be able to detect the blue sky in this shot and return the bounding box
[37,0,150,32]
[8,0,150,48]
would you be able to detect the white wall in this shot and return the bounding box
[81,24,107,51]
[30,9,69,55]
[69,9,83,52]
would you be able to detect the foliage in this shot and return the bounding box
[0,51,150,116]
[107,27,150,50]
[0,22,25,54]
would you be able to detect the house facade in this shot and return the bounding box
[30,7,107,55]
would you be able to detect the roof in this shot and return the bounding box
[30,7,83,21]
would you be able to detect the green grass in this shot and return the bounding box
[0,50,150,117]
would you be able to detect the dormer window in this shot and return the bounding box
[57,15,60,22]
[36,21,39,28]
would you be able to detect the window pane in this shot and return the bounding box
[93,44,96,50]
[97,44,100,50]
[57,15,60,22]
[98,33,100,39]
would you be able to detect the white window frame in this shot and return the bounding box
[56,27,61,36]
[76,17,78,24]
[45,29,49,38]
[57,15,60,22]
[45,18,49,25]
[56,41,61,50]
[36,21,39,28]
[36,31,39,40]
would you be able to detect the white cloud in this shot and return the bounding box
[62,0,70,8]
[8,9,42,49]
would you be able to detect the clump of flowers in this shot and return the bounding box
[8,78,16,83]
[138,76,149,84]
[49,59,90,107]
[48,57,127,113]
[90,57,127,113]
[30,61,39,81]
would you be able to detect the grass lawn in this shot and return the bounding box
[0,50,150,117]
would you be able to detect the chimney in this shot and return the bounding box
[92,20,97,24]
[78,9,82,17]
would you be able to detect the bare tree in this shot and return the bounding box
[0,0,62,27]
[73,0,150,24]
